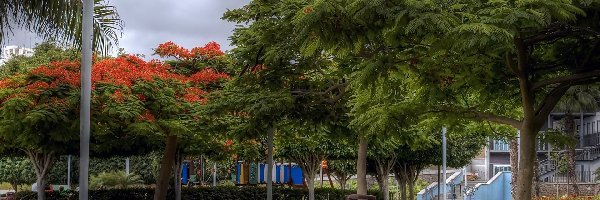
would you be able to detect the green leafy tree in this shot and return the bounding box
[217,2,352,200]
[0,0,123,54]
[328,160,355,190]
[0,157,35,192]
[0,57,80,200]
[275,121,353,200]
[292,1,600,199]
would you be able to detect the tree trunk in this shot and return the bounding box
[397,176,406,200]
[408,178,415,200]
[174,148,184,200]
[533,156,540,197]
[375,157,395,200]
[25,150,55,200]
[266,125,275,200]
[357,136,368,195]
[307,175,316,200]
[564,114,580,195]
[509,139,519,199]
[515,125,536,200]
[154,135,178,200]
[296,153,323,200]
[326,168,335,188]
[11,181,18,193]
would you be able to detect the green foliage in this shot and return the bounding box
[0,157,35,191]
[14,187,383,200]
[0,42,79,79]
[90,171,143,189]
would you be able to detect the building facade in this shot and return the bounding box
[469,110,600,182]
[0,45,34,65]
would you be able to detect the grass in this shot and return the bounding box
[0,182,32,191]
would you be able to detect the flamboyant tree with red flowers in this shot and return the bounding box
[0,41,230,200]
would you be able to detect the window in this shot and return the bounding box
[588,123,591,135]
[493,165,511,175]
[594,122,596,133]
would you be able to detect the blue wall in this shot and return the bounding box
[470,172,512,200]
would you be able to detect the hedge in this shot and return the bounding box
[15,186,382,200]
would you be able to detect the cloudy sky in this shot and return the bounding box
[7,0,250,58]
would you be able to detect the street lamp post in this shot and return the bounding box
[79,0,93,199]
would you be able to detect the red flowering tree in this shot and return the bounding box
[0,42,229,200]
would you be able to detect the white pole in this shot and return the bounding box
[463,167,467,200]
[320,162,323,187]
[442,127,447,200]
[79,0,93,199]
[266,126,274,200]
[67,155,71,186]
[125,158,130,175]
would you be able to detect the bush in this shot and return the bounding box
[14,186,382,200]
[90,171,143,189]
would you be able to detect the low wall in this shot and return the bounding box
[536,183,599,197]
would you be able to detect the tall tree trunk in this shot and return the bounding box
[357,136,368,195]
[375,157,395,200]
[154,135,178,200]
[533,156,540,197]
[392,163,406,200]
[564,113,579,195]
[326,168,334,188]
[174,148,184,200]
[307,175,315,200]
[515,125,536,200]
[297,154,323,200]
[509,139,519,199]
[11,182,18,193]
[25,150,55,200]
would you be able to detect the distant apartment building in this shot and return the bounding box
[468,110,600,183]
[0,45,34,65]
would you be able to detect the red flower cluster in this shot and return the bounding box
[92,55,187,88]
[138,110,156,122]
[190,42,225,59]
[189,68,229,85]
[112,90,124,103]
[155,41,192,58]
[155,41,224,60]
[25,82,51,94]
[30,60,81,87]
[183,87,208,103]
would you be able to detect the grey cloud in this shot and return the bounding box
[4,0,250,59]
[113,0,250,57]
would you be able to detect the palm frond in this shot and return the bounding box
[0,0,123,55]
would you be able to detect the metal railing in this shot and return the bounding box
[490,140,509,152]
[489,139,548,152]
[582,133,600,147]
[542,171,598,183]
[416,171,463,200]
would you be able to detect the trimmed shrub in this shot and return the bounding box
[14,186,382,200]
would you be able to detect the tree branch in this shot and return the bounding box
[533,83,570,129]
[531,70,600,91]
[523,25,598,45]
[430,107,521,129]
